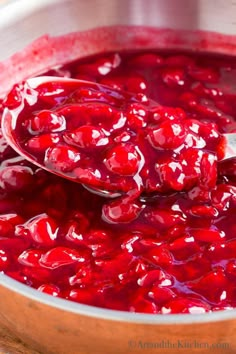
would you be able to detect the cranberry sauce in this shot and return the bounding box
[4,76,224,224]
[1,50,236,314]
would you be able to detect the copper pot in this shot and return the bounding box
[0,1,236,353]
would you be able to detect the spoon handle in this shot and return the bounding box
[223,133,236,159]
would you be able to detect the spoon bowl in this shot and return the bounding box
[1,75,234,201]
[2,75,156,198]
[1,76,161,199]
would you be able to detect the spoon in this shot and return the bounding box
[1,76,235,199]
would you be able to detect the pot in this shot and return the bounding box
[0,1,236,353]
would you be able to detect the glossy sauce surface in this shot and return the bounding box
[1,50,236,314]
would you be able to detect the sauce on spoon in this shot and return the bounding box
[2,76,225,223]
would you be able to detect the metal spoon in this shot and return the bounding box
[1,76,235,198]
[2,76,155,198]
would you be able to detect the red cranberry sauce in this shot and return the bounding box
[1,50,236,314]
[4,72,225,224]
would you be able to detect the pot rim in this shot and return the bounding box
[1,273,236,324]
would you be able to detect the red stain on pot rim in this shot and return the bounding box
[1,25,236,98]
